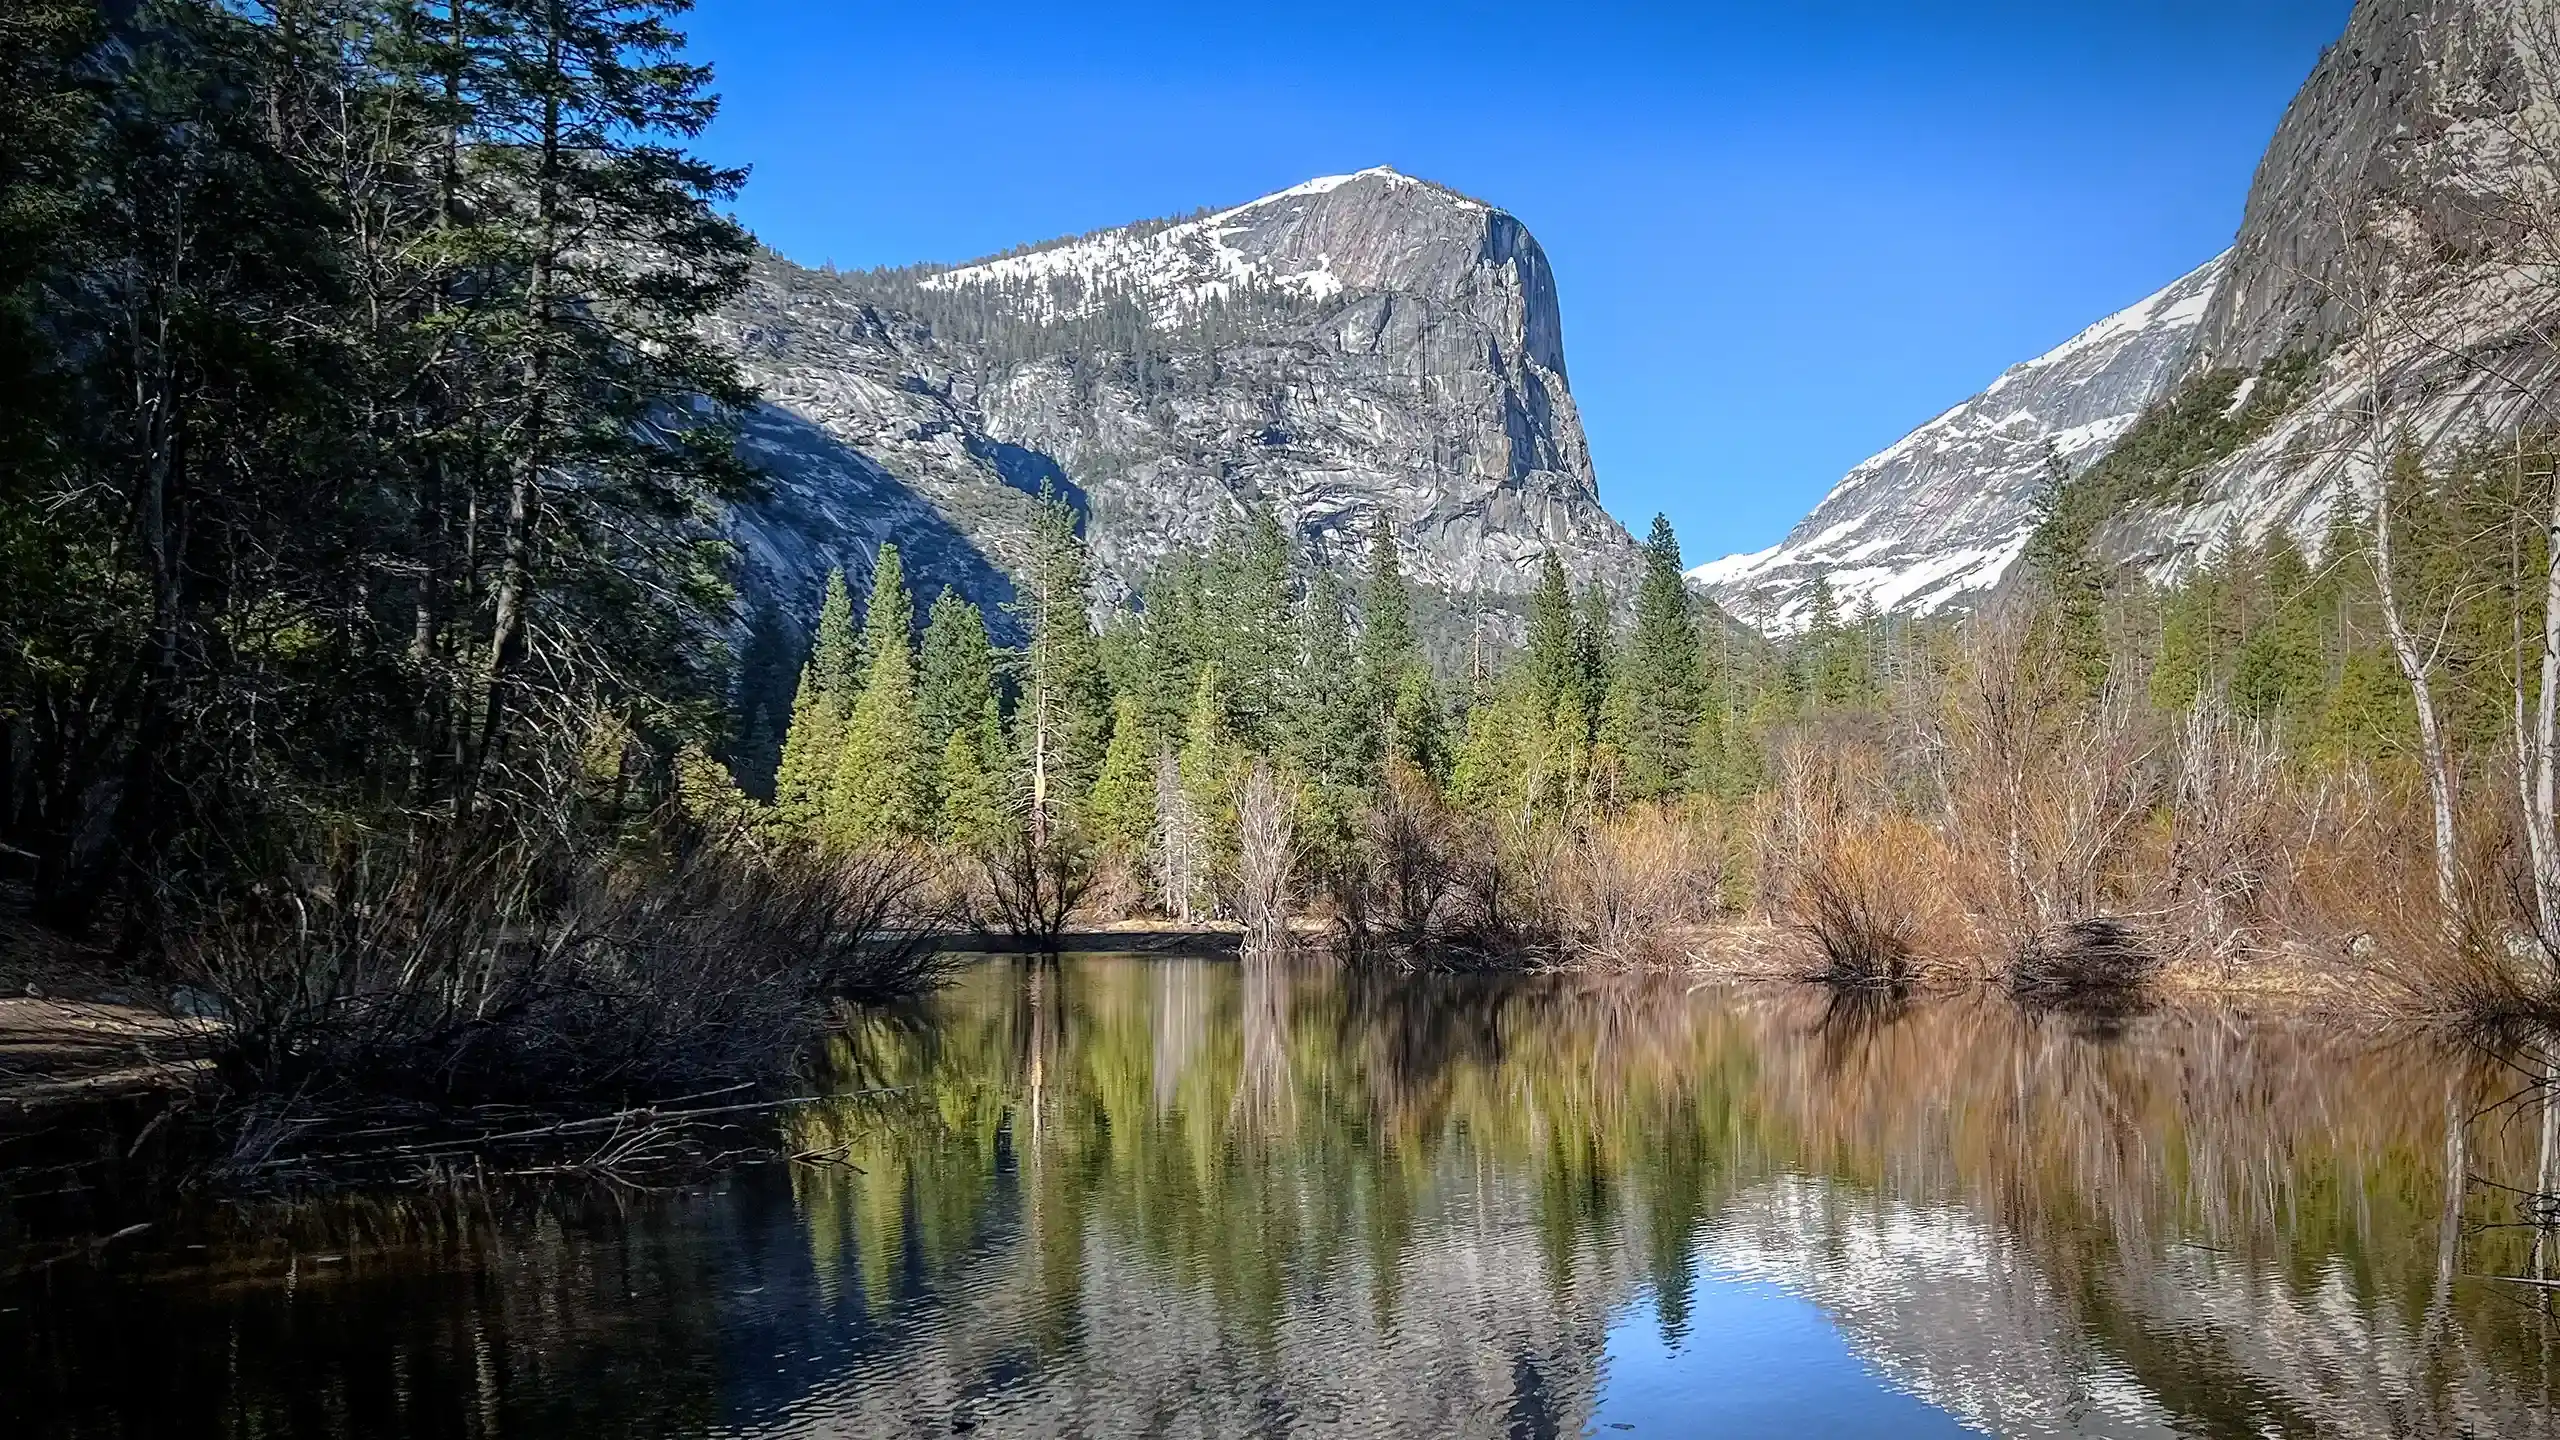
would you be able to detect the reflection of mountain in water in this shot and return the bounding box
[758,962,2554,1440]
[8,960,2554,1440]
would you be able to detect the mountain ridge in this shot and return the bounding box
[717,166,1638,656]
[1692,253,2226,632]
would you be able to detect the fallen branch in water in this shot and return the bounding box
[2473,1273,2560,1290]
[223,1085,914,1182]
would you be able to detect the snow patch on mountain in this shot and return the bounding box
[917,166,1444,328]
[1692,252,2228,634]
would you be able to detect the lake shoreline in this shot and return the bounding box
[0,915,2448,1125]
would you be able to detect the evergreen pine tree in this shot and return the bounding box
[1391,666,1448,780]
[2151,567,2219,712]
[1208,502,1296,747]
[1601,515,1704,801]
[1358,513,1431,772]
[1009,483,1109,842]
[2233,535,2324,725]
[1177,664,1242,885]
[2022,441,2109,697]
[825,548,928,848]
[1525,551,1578,715]
[1574,580,1615,725]
[1088,692,1157,858]
[811,567,863,708]
[674,742,754,833]
[857,544,911,684]
[936,699,1012,853]
[770,663,832,838]
[1283,567,1374,788]
[1452,669,1544,819]
[918,585,997,755]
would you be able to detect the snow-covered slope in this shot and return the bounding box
[1692,255,2225,634]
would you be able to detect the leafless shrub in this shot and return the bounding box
[1539,808,1722,970]
[1340,763,1457,946]
[175,818,939,1113]
[973,825,1095,951]
[2009,917,2160,1002]
[1755,737,1860,919]
[1234,761,1298,951]
[2164,703,2290,967]
[2326,801,2560,1028]
[1925,607,2160,973]
[1335,772,1721,970]
[1796,817,1945,986]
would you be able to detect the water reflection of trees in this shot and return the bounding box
[1726,991,2554,1436]
[8,1187,735,1440]
[784,959,2557,1439]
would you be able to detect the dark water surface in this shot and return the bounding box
[7,956,2558,1438]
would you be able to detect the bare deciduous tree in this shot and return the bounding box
[1235,761,1297,951]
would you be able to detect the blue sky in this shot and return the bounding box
[683,0,2352,566]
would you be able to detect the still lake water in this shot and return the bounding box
[8,954,2559,1438]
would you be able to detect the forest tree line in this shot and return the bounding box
[3,0,762,948]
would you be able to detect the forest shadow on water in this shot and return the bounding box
[6,954,2558,1439]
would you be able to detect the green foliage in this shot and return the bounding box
[1525,552,1579,716]
[1359,513,1431,763]
[2021,443,2108,698]
[2230,535,2324,726]
[919,587,999,755]
[827,551,930,848]
[770,664,836,839]
[0,0,756,930]
[858,547,913,686]
[1283,567,1375,790]
[1798,579,1880,712]
[1008,484,1109,837]
[674,742,756,833]
[2039,352,2320,544]
[810,568,863,708]
[936,702,1012,854]
[1178,665,1243,874]
[1602,515,1703,801]
[1207,504,1297,747]
[1088,692,1158,859]
[1390,666,1448,780]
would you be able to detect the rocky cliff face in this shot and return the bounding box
[717,168,1636,642]
[2110,0,2560,581]
[1692,256,2224,632]
[2190,0,2539,372]
[1699,0,2560,634]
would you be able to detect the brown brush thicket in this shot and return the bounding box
[177,817,940,1116]
[1750,591,2559,1019]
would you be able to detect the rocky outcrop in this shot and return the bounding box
[717,168,1637,644]
[2189,0,2539,372]
[2110,0,2560,582]
[1692,256,2224,632]
[1699,0,2560,633]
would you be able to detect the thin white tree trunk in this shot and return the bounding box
[2363,354,2461,923]
[2531,459,2560,954]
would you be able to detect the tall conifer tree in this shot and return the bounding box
[919,586,998,755]
[826,546,928,847]
[1603,515,1703,801]
[1525,552,1578,717]
[1358,513,1435,773]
